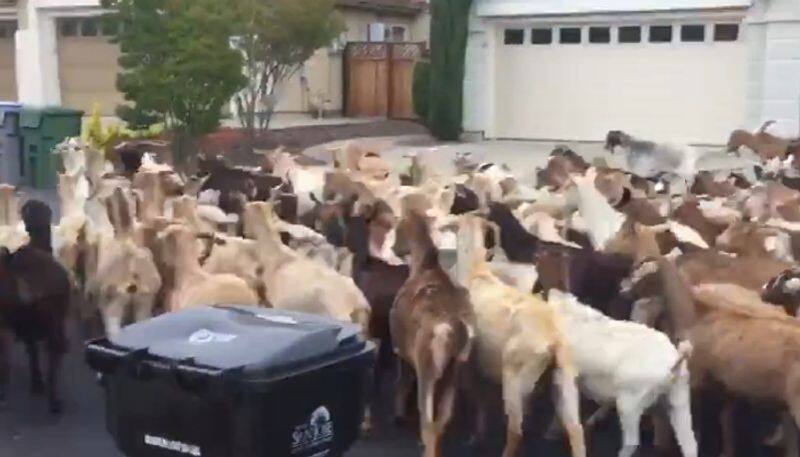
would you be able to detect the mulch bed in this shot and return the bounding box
[196,119,430,167]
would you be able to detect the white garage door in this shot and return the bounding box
[57,17,125,116]
[0,22,17,101]
[494,21,747,144]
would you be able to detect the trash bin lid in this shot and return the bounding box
[20,107,84,129]
[0,102,21,127]
[107,306,366,379]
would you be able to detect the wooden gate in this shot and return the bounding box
[344,42,423,119]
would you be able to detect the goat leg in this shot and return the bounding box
[586,403,614,429]
[26,342,44,395]
[555,368,587,457]
[781,411,799,457]
[617,395,645,457]
[394,359,415,425]
[132,293,156,324]
[0,328,10,404]
[45,344,63,414]
[719,399,736,457]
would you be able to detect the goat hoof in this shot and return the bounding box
[49,399,63,415]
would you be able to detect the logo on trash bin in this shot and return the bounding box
[144,434,201,456]
[187,329,237,345]
[291,406,334,455]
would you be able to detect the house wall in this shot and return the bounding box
[465,0,800,141]
[745,0,800,136]
[12,0,429,120]
[274,8,426,114]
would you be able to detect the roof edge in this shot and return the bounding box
[477,0,752,18]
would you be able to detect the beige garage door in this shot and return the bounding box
[0,22,17,101]
[494,21,747,144]
[57,17,124,116]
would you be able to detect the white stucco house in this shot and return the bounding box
[463,0,800,145]
[0,0,430,118]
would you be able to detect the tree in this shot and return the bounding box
[428,0,472,141]
[231,0,343,137]
[101,0,246,163]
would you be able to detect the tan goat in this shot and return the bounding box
[455,214,585,457]
[160,224,258,311]
[243,202,370,329]
[87,188,161,336]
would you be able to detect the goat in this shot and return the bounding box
[671,199,729,247]
[488,203,633,317]
[537,146,588,190]
[716,221,795,263]
[160,224,258,311]
[727,120,793,161]
[197,233,266,305]
[0,191,70,414]
[548,290,697,457]
[455,214,585,457]
[86,188,162,336]
[0,185,29,252]
[389,210,475,457]
[605,130,700,190]
[659,264,800,457]
[244,202,370,329]
[690,171,740,198]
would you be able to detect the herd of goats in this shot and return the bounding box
[1,121,800,457]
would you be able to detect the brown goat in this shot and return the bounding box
[716,221,794,263]
[690,171,740,198]
[676,250,792,291]
[727,121,792,161]
[671,200,729,247]
[390,211,475,457]
[659,264,800,457]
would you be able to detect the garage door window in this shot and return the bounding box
[618,26,642,43]
[59,19,79,37]
[0,22,15,39]
[681,25,705,42]
[560,28,582,44]
[504,29,524,45]
[589,27,611,44]
[649,25,673,43]
[714,24,739,42]
[81,18,99,37]
[531,28,553,45]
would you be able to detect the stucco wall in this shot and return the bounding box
[745,0,800,136]
[275,8,427,114]
[465,0,800,140]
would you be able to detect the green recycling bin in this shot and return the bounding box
[20,107,83,189]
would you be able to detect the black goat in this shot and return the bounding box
[488,203,633,318]
[0,200,70,413]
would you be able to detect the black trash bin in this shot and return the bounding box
[86,306,375,457]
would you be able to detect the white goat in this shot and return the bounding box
[0,186,29,253]
[571,168,626,250]
[547,290,698,457]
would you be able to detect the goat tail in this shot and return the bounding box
[758,120,777,134]
[670,340,694,377]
